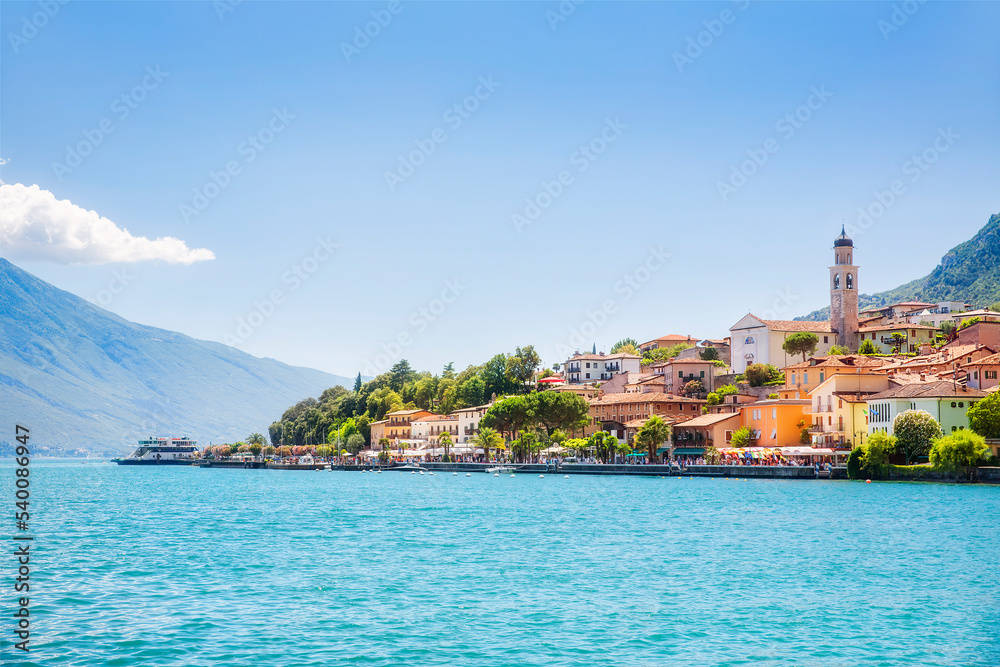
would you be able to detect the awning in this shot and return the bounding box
[672,448,705,456]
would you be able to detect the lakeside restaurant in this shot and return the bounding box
[715,446,851,466]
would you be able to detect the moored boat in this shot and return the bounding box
[113,437,198,465]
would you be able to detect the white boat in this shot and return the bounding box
[485,465,516,474]
[113,437,198,465]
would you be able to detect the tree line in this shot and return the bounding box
[268,346,542,451]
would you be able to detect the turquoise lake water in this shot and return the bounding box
[1,461,998,666]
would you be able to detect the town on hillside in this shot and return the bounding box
[264,228,1000,471]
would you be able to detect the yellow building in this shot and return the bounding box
[807,372,892,448]
[857,324,937,354]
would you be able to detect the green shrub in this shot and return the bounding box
[929,431,989,471]
[847,447,865,479]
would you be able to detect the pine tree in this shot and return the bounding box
[353,372,362,392]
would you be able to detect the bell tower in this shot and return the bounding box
[830,225,859,350]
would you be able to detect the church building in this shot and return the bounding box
[729,227,859,373]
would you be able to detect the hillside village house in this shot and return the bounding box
[545,383,601,399]
[707,392,760,414]
[807,373,892,447]
[638,334,699,352]
[738,399,812,448]
[564,351,640,383]
[671,412,742,455]
[451,404,491,443]
[866,381,987,437]
[409,414,459,444]
[962,352,1000,390]
[953,319,1000,350]
[857,324,937,354]
[894,343,995,378]
[384,409,435,441]
[780,355,889,398]
[586,392,705,439]
[647,357,721,395]
[369,419,388,445]
[859,301,971,328]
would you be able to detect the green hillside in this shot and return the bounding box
[798,212,1000,321]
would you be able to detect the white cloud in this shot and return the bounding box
[0,183,215,264]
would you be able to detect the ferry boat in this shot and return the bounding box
[114,437,199,465]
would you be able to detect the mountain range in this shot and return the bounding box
[797,212,1000,321]
[0,258,352,456]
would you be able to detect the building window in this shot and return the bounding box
[820,372,825,382]
[585,373,590,379]
[959,402,964,408]
[700,371,705,378]
[772,408,777,419]
[791,373,796,384]
[804,373,808,384]
[846,273,853,289]
[951,402,957,408]
[952,426,957,432]
[834,273,840,289]
[986,371,997,380]
[824,336,829,344]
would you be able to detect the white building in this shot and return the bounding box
[729,315,838,374]
[410,414,459,444]
[450,404,491,443]
[563,352,641,384]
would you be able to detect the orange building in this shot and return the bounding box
[738,399,811,447]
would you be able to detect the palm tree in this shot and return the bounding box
[472,427,504,461]
[247,432,265,447]
[635,415,671,463]
[439,432,453,461]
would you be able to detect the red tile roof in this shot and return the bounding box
[759,318,834,333]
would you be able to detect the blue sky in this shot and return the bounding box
[1,1,998,379]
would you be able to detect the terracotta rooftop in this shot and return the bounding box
[859,323,937,332]
[867,380,986,400]
[673,412,741,428]
[758,318,835,333]
[590,392,704,406]
[413,414,458,422]
[782,355,889,371]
